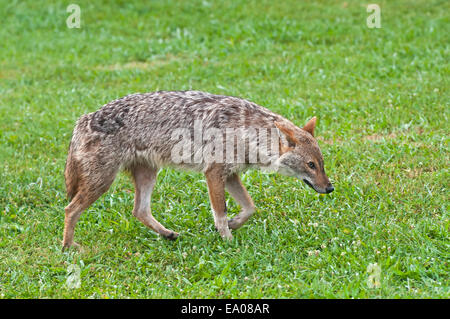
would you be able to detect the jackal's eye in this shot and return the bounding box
[308,162,316,169]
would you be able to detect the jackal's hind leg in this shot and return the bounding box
[131,165,178,240]
[62,174,117,250]
[63,193,92,251]
[225,173,256,230]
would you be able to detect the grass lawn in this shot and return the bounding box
[0,0,448,298]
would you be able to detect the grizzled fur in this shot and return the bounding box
[62,91,333,249]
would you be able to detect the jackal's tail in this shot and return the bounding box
[64,140,79,201]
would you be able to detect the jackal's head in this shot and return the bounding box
[274,117,334,194]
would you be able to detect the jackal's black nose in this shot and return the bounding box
[325,185,334,193]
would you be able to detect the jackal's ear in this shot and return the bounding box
[274,121,299,147]
[302,116,317,136]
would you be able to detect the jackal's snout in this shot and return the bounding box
[303,172,333,194]
[325,184,334,193]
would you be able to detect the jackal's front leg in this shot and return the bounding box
[225,173,256,230]
[205,167,232,240]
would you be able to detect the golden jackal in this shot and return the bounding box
[63,91,333,249]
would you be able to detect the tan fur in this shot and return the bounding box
[274,121,299,146]
[302,116,317,136]
[64,145,79,201]
[205,165,232,239]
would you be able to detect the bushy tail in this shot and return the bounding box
[64,140,79,201]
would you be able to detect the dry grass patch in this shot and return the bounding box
[95,54,185,72]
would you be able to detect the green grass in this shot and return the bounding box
[0,0,448,298]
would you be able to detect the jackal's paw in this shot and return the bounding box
[228,217,244,230]
[61,241,81,252]
[219,228,233,241]
[163,231,179,241]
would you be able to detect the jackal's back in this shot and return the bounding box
[68,90,286,173]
